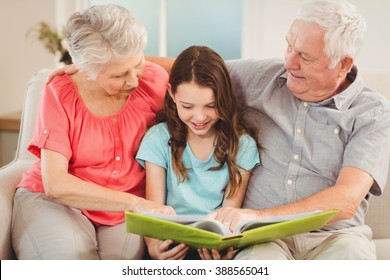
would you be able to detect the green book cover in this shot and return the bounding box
[125,209,338,250]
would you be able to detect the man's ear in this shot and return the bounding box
[340,56,354,75]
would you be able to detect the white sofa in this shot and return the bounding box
[0,68,389,259]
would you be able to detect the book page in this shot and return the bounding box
[190,220,232,236]
[234,210,323,234]
[141,212,205,225]
[141,212,233,236]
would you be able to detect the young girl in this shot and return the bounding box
[136,46,260,260]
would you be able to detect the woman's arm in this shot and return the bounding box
[41,149,173,214]
[145,56,175,75]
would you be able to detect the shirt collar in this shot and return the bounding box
[278,65,364,110]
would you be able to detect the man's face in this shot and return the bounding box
[284,19,346,102]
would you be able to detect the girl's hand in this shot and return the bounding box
[148,239,189,260]
[46,64,78,83]
[198,247,235,260]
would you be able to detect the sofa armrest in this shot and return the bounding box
[0,159,37,259]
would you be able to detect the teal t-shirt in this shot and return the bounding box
[136,123,260,215]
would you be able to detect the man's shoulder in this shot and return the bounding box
[226,58,284,73]
[225,58,285,86]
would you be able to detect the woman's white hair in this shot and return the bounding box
[297,0,366,68]
[66,4,147,79]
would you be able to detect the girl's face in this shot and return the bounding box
[170,81,219,138]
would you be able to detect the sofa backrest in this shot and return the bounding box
[16,69,51,161]
[359,68,390,239]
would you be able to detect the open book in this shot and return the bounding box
[125,209,338,250]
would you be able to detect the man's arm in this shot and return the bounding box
[209,166,373,231]
[145,56,175,74]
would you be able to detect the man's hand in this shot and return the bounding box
[208,207,263,232]
[46,64,78,83]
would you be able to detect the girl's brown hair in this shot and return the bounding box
[159,46,251,198]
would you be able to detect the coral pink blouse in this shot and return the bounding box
[17,62,169,226]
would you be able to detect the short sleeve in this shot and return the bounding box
[135,61,169,114]
[236,134,260,172]
[27,76,75,160]
[136,123,171,169]
[343,104,390,195]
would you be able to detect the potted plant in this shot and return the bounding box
[27,21,72,65]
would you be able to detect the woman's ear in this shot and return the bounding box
[167,83,175,102]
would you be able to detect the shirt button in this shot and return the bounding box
[303,102,309,107]
[293,154,299,160]
[115,137,120,141]
[115,156,121,161]
[113,170,119,175]
[287,179,293,185]
[113,118,117,123]
[296,128,302,134]
[43,129,48,134]
[333,128,339,134]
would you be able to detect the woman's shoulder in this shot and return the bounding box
[45,74,78,101]
[142,61,169,84]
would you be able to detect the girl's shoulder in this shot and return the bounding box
[239,133,257,147]
[145,122,170,139]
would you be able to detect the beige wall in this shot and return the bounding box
[0,0,57,115]
[244,0,390,72]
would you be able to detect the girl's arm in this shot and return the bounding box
[221,171,251,208]
[144,161,167,205]
[199,171,251,260]
[143,161,189,260]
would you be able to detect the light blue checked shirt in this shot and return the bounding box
[226,58,390,230]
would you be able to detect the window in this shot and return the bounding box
[87,0,242,59]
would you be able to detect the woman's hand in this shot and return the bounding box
[46,64,78,83]
[198,247,235,260]
[147,239,189,260]
[133,197,175,215]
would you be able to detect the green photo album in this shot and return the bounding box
[125,209,338,250]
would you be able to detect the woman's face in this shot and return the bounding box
[95,53,145,97]
[170,81,219,139]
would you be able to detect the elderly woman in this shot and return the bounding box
[11,4,173,260]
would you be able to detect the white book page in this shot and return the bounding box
[233,210,323,234]
[141,212,206,225]
[189,220,232,236]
